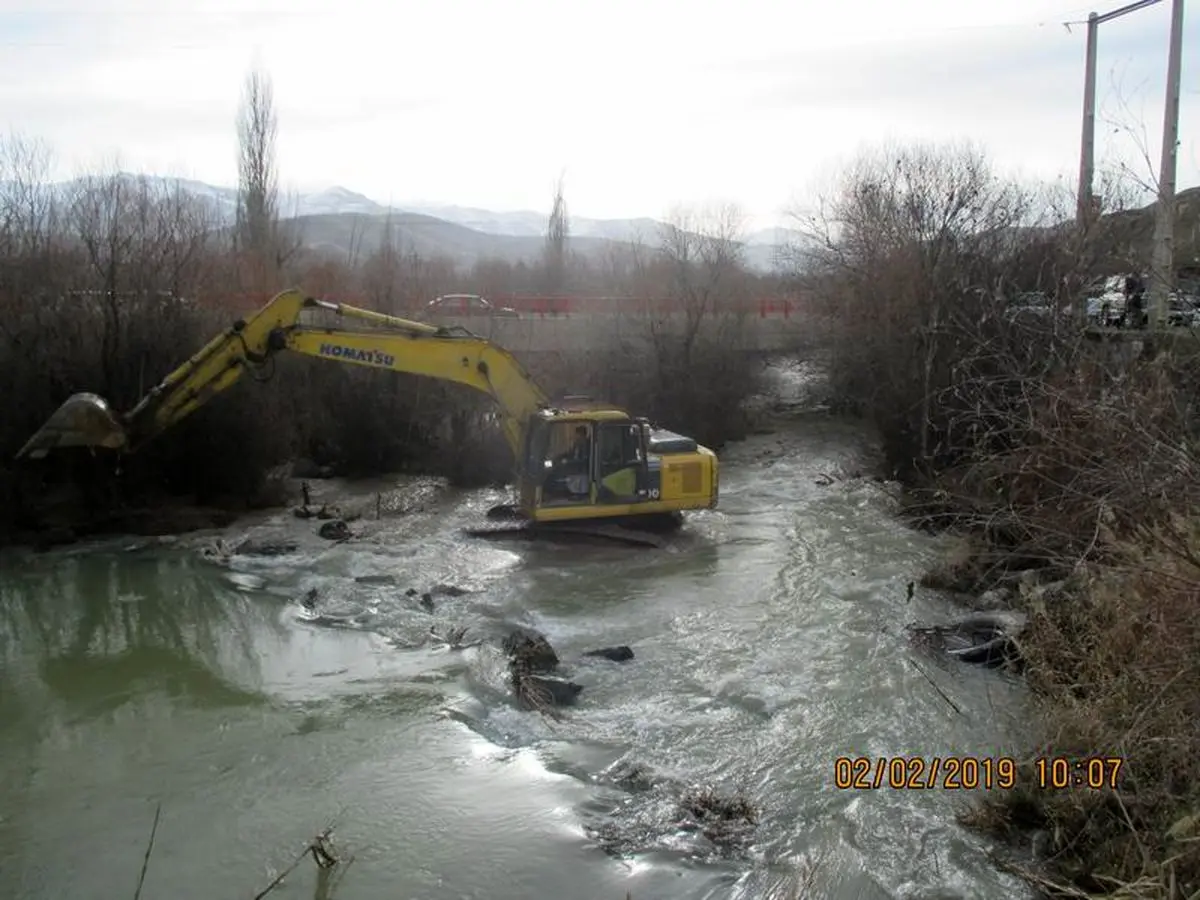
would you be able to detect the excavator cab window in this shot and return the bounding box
[536,420,593,504]
[595,422,645,503]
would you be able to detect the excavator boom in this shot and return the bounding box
[16,288,719,538]
[16,289,547,462]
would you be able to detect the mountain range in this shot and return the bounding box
[101,176,800,273]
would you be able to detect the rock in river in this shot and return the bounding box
[317,520,351,541]
[502,626,559,672]
[583,645,635,662]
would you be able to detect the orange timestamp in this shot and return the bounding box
[833,755,1126,791]
[834,755,1017,790]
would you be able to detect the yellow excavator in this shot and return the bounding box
[16,289,719,546]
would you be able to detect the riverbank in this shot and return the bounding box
[908,486,1200,897]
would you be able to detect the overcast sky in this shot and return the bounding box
[1,0,1197,229]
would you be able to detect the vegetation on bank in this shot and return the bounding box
[800,140,1200,897]
[0,72,777,547]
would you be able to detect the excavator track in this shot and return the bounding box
[468,505,679,548]
[464,522,668,548]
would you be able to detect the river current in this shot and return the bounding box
[0,363,1032,899]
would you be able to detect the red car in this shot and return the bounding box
[426,293,518,318]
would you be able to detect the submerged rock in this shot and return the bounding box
[354,574,397,586]
[317,520,351,541]
[583,645,635,662]
[235,538,299,556]
[502,626,559,672]
[430,583,473,597]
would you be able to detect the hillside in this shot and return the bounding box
[286,211,621,269]
[1093,185,1200,274]
[2,174,794,273]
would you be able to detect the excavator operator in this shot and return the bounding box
[551,424,591,498]
[566,425,590,463]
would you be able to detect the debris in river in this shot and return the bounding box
[199,539,233,564]
[906,610,1027,668]
[678,785,759,849]
[583,645,635,662]
[517,673,584,707]
[500,626,580,714]
[251,825,352,900]
[429,623,481,650]
[419,592,434,611]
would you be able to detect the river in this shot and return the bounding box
[0,363,1033,899]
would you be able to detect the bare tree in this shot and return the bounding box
[362,211,402,313]
[542,173,569,293]
[795,141,1051,473]
[655,203,748,365]
[236,66,280,290]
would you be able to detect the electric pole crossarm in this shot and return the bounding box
[1094,0,1162,25]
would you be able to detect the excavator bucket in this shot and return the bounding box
[15,392,128,460]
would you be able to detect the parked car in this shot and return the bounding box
[426,293,518,318]
[1003,291,1054,320]
[1001,291,1083,326]
[1084,276,1127,327]
[1166,293,1200,328]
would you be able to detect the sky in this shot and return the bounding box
[0,0,1197,230]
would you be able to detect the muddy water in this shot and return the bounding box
[0,365,1033,899]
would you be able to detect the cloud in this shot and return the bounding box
[0,0,1195,226]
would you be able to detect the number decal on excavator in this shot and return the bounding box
[649,489,660,499]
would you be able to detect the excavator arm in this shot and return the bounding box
[15,289,549,462]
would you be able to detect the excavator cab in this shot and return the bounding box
[516,405,717,525]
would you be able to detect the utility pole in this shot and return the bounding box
[1147,0,1186,331]
[1077,12,1100,233]
[1073,0,1163,327]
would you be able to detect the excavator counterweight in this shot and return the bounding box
[15,290,719,544]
